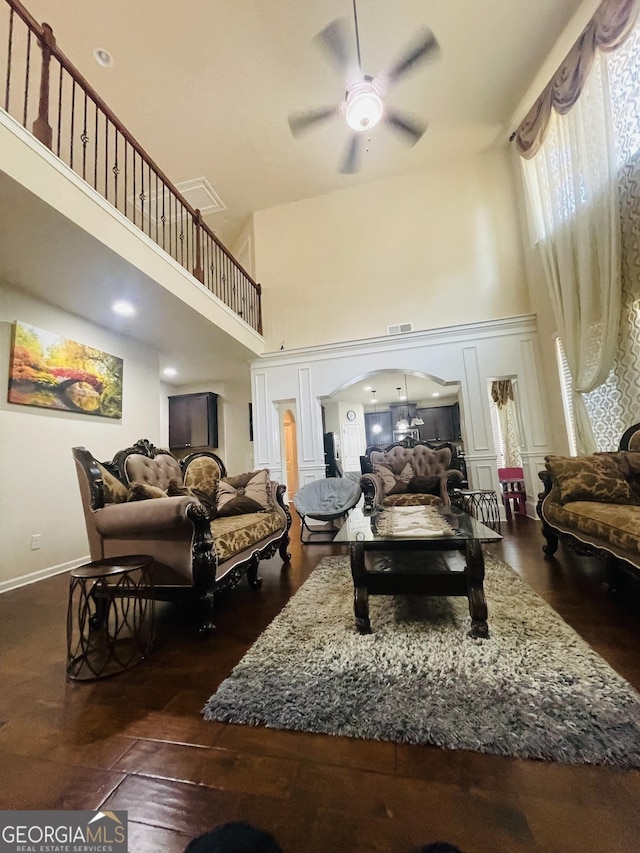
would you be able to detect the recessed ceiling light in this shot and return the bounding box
[363,385,372,392]
[432,392,440,397]
[163,367,177,378]
[93,48,113,68]
[112,300,135,317]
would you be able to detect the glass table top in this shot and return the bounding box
[333,505,502,544]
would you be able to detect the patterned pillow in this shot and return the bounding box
[407,475,440,494]
[167,479,217,517]
[126,482,167,501]
[545,454,633,505]
[97,462,128,504]
[216,469,272,517]
[373,462,412,495]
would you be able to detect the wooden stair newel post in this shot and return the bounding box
[256,282,263,335]
[33,22,55,149]
[193,208,205,284]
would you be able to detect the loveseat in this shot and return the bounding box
[360,438,463,511]
[73,439,291,635]
[537,423,640,583]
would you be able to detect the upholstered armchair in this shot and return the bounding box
[360,439,463,511]
[72,439,291,634]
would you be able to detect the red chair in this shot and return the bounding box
[498,467,526,520]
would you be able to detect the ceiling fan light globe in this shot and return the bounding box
[345,90,383,132]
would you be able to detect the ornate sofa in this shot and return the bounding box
[359,438,463,511]
[537,423,640,583]
[72,439,291,635]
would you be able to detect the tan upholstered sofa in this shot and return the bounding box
[360,438,463,511]
[537,423,640,582]
[73,439,291,635]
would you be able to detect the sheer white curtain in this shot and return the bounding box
[521,55,621,453]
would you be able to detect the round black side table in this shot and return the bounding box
[66,555,155,680]
[451,489,501,533]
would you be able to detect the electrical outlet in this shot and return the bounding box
[30,534,42,550]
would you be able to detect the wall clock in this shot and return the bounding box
[346,409,357,421]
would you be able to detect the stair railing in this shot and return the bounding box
[1,0,262,334]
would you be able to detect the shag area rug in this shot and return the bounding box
[203,556,640,766]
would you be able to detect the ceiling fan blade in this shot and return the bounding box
[288,106,340,138]
[385,28,440,86]
[385,110,427,146]
[314,17,355,74]
[340,134,361,174]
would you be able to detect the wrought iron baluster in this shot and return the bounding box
[55,62,62,156]
[5,7,14,112]
[22,26,30,126]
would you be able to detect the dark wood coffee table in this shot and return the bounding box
[333,505,502,639]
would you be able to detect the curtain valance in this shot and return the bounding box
[514,0,640,159]
[490,380,513,409]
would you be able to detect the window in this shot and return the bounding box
[555,337,577,456]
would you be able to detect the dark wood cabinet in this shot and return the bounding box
[364,411,393,447]
[416,403,460,441]
[169,392,218,450]
[365,403,461,448]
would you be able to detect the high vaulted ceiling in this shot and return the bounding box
[1,1,599,388]
[20,0,596,249]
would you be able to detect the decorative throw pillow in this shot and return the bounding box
[373,462,412,495]
[167,479,217,517]
[97,462,128,504]
[126,482,167,501]
[216,469,272,517]
[407,475,440,494]
[595,451,640,504]
[183,456,221,503]
[545,454,633,505]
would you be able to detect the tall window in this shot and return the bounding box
[583,20,640,449]
[555,337,578,456]
[520,12,640,451]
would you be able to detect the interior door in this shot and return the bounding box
[341,422,363,473]
[283,410,299,497]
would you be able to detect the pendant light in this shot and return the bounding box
[405,374,424,426]
[371,390,382,433]
[394,376,409,430]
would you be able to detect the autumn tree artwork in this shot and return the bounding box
[8,322,123,418]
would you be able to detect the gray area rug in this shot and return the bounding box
[203,555,640,766]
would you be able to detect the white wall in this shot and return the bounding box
[253,148,531,352]
[251,315,555,517]
[0,282,164,590]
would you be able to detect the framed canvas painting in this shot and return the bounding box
[8,321,123,418]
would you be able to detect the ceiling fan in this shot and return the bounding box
[287,0,440,174]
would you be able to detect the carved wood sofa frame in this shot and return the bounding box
[73,439,291,635]
[537,423,640,586]
[359,437,463,511]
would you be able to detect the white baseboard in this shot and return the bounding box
[0,555,91,595]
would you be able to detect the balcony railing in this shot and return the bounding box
[1,0,262,334]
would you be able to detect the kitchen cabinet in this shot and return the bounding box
[364,411,393,447]
[168,392,218,450]
[416,403,460,441]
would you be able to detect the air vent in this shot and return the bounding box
[129,176,225,225]
[387,322,413,335]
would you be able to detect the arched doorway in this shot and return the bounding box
[283,410,299,497]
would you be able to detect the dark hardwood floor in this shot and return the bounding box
[1,513,640,852]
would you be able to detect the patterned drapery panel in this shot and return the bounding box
[490,380,522,467]
[584,22,640,449]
